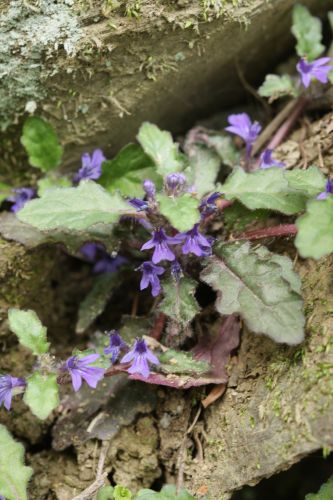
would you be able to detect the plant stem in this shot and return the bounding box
[252,96,308,157]
[235,223,298,241]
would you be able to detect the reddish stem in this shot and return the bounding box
[266,96,309,151]
[235,223,298,241]
[149,312,166,341]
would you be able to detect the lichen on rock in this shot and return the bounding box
[0,0,82,129]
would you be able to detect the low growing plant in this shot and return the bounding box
[0,4,333,499]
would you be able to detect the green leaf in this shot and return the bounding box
[137,122,184,176]
[291,4,324,61]
[295,197,333,259]
[18,181,130,231]
[306,476,333,500]
[220,167,308,215]
[187,145,220,197]
[223,202,269,233]
[0,212,118,256]
[159,277,200,326]
[205,134,240,167]
[99,143,162,197]
[76,274,120,334]
[113,485,133,500]
[37,175,71,196]
[24,372,59,420]
[21,117,63,172]
[0,424,33,500]
[285,166,326,197]
[0,182,12,203]
[97,486,115,500]
[8,308,49,355]
[258,74,298,102]
[159,349,209,375]
[201,242,305,345]
[157,193,200,231]
[136,485,195,500]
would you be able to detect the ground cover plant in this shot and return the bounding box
[0,4,333,499]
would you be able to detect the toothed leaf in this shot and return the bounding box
[201,242,305,345]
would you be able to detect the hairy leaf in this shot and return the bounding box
[285,166,326,197]
[99,143,161,197]
[8,308,49,355]
[0,424,33,500]
[292,4,324,61]
[205,134,240,167]
[37,175,71,196]
[223,202,269,233]
[220,167,309,215]
[0,213,118,255]
[295,197,333,259]
[24,372,59,420]
[157,193,200,231]
[306,475,333,500]
[136,485,195,500]
[159,349,209,375]
[258,74,298,102]
[201,242,305,345]
[21,117,63,171]
[76,274,120,333]
[137,122,184,176]
[159,277,200,326]
[97,486,115,500]
[187,145,221,197]
[18,181,130,231]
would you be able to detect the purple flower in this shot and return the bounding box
[200,192,221,215]
[259,149,285,169]
[297,57,333,88]
[165,173,186,195]
[104,331,127,363]
[7,188,35,213]
[79,243,127,274]
[177,224,212,257]
[317,179,333,200]
[139,261,165,297]
[141,229,177,263]
[128,198,149,211]
[93,255,127,274]
[0,375,26,410]
[80,242,104,261]
[170,260,182,281]
[225,113,261,158]
[143,179,156,199]
[121,338,159,378]
[64,354,105,392]
[74,149,106,182]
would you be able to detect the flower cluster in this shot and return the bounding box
[0,332,160,412]
[139,222,212,296]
